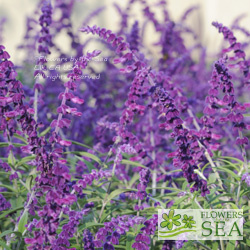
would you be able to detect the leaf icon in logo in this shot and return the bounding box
[160,210,181,230]
[182,214,196,228]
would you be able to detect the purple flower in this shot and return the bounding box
[0,161,11,172]
[137,168,151,200]
[37,0,52,56]
[83,230,95,250]
[80,25,128,54]
[103,242,115,250]
[242,173,250,186]
[127,21,140,51]
[162,240,175,250]
[132,233,151,250]
[176,240,186,249]
[9,172,18,181]
[0,193,11,212]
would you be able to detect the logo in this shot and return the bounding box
[158,209,243,240]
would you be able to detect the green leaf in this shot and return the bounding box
[0,206,24,219]
[216,159,241,171]
[201,162,210,172]
[13,133,28,144]
[85,222,104,229]
[162,191,180,198]
[18,210,28,233]
[107,188,137,203]
[68,244,81,249]
[218,156,244,165]
[0,142,25,148]
[93,187,107,199]
[211,201,239,209]
[69,140,92,149]
[126,233,135,250]
[25,175,34,191]
[39,126,51,136]
[128,174,140,188]
[208,173,217,184]
[86,197,103,203]
[75,156,95,172]
[11,197,24,217]
[78,222,104,232]
[0,231,21,239]
[65,151,106,167]
[0,240,11,250]
[212,241,219,250]
[7,152,16,166]
[226,240,236,250]
[216,166,240,180]
[208,193,233,204]
[120,159,147,169]
[0,230,13,239]
[17,155,36,166]
[175,196,188,206]
[113,245,126,249]
[146,187,182,192]
[0,184,17,193]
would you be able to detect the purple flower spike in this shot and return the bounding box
[83,230,95,250]
[0,193,11,212]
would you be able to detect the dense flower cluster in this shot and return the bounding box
[83,230,95,250]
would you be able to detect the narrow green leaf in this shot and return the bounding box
[0,184,17,193]
[128,173,139,188]
[13,133,28,144]
[85,222,104,229]
[69,140,92,149]
[175,196,188,206]
[65,151,104,166]
[218,156,244,165]
[0,240,11,250]
[208,173,217,184]
[216,167,240,180]
[120,159,147,169]
[226,240,236,250]
[113,245,126,249]
[107,188,137,202]
[78,222,104,232]
[126,233,135,250]
[146,187,182,192]
[0,142,25,148]
[216,159,240,171]
[161,191,180,198]
[0,206,24,219]
[17,155,36,166]
[7,152,16,166]
[208,193,233,204]
[86,197,102,203]
[212,241,219,250]
[0,230,13,239]
[18,210,28,233]
[39,126,51,136]
[25,175,34,191]
[75,156,96,172]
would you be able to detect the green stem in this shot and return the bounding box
[99,181,112,222]
[220,240,225,250]
[194,241,213,250]
[238,131,248,171]
[149,109,156,196]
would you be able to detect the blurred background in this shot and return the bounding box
[0,0,250,63]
